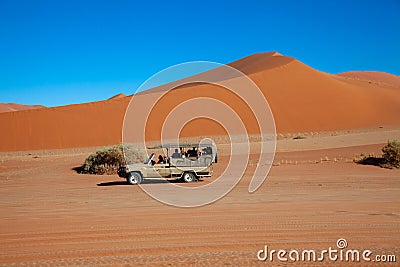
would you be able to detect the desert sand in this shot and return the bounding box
[0,103,44,114]
[0,134,399,266]
[338,71,400,88]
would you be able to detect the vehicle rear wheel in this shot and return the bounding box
[127,171,143,185]
[182,172,196,183]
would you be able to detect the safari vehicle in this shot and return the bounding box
[117,143,217,185]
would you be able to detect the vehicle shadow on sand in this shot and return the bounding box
[97,179,186,186]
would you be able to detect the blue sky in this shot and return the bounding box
[0,0,399,107]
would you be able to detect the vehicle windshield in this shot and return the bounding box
[144,153,155,164]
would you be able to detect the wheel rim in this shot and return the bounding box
[184,173,194,182]
[129,174,138,184]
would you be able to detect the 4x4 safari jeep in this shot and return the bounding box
[117,143,217,184]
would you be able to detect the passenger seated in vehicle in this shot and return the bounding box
[187,147,198,158]
[202,147,212,155]
[157,155,165,164]
[171,149,181,158]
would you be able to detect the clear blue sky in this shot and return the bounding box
[0,0,399,107]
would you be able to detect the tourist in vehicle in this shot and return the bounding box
[157,155,165,164]
[171,149,181,158]
[187,147,198,157]
[202,147,212,155]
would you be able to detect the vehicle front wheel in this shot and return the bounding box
[182,172,196,183]
[127,172,143,185]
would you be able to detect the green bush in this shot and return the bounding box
[382,140,400,169]
[80,144,147,175]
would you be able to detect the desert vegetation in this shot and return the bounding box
[79,144,147,175]
[382,140,400,168]
[356,140,400,169]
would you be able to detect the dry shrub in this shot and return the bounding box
[355,140,400,169]
[381,140,400,169]
[80,144,147,175]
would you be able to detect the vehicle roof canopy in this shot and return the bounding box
[147,143,214,149]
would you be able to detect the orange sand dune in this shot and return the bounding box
[108,93,127,100]
[0,97,130,151]
[247,55,400,133]
[142,52,400,139]
[0,103,44,113]
[338,71,400,88]
[1,52,400,151]
[228,51,294,75]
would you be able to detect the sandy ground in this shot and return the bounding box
[0,130,399,266]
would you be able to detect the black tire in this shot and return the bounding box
[127,171,143,185]
[182,172,196,183]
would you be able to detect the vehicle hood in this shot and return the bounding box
[126,163,148,170]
